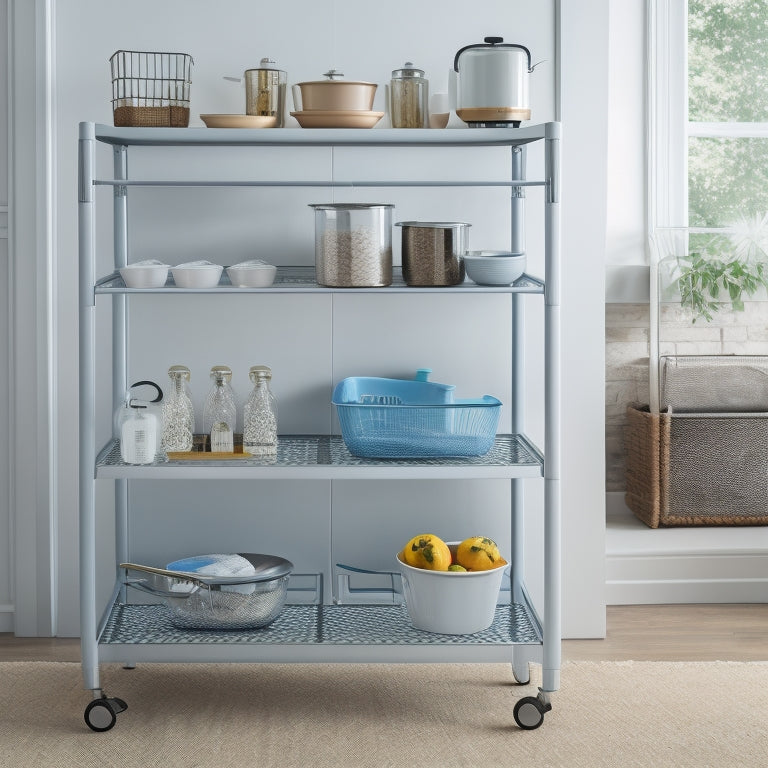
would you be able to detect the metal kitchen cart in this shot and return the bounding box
[77,121,561,731]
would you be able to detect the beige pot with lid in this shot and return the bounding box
[292,70,377,111]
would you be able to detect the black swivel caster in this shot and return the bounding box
[513,689,552,730]
[84,696,128,732]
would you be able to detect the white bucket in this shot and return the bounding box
[396,543,506,634]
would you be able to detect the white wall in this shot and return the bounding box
[558,0,608,636]
[6,0,607,639]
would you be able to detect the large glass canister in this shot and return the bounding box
[390,62,429,128]
[243,365,278,456]
[245,57,287,127]
[161,365,195,453]
[395,221,471,286]
[310,203,394,287]
[203,365,238,453]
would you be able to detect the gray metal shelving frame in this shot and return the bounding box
[77,121,561,730]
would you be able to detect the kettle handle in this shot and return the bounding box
[453,39,533,73]
[129,380,163,403]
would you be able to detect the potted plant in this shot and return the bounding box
[658,213,768,322]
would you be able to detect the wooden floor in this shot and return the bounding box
[1,605,767,662]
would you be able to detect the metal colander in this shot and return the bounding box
[122,553,292,630]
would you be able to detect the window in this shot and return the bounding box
[647,0,768,410]
[652,0,768,229]
[688,0,768,226]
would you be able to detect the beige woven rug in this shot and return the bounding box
[1,660,767,767]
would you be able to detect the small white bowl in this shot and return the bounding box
[119,260,170,289]
[226,260,277,288]
[463,251,527,286]
[171,261,223,289]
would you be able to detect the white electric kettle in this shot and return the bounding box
[453,36,537,127]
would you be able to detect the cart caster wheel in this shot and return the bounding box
[514,693,551,730]
[84,696,127,732]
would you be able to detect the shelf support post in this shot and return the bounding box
[113,144,130,595]
[510,144,527,607]
[542,129,562,693]
[78,122,100,694]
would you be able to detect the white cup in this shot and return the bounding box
[429,93,449,129]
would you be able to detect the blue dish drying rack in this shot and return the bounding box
[332,370,502,459]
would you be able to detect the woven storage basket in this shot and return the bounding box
[624,404,768,527]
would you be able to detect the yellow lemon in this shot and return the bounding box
[456,536,507,571]
[402,534,452,571]
[447,564,467,572]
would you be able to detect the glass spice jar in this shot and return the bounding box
[161,365,195,453]
[243,365,278,456]
[389,62,429,128]
[244,57,287,127]
[203,366,238,453]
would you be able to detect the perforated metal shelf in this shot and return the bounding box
[94,434,544,480]
[97,601,542,663]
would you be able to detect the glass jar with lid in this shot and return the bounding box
[310,203,394,287]
[245,57,287,127]
[203,366,238,453]
[243,365,278,456]
[161,365,195,453]
[389,62,429,128]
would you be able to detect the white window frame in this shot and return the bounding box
[647,0,688,231]
[650,0,768,229]
[646,0,768,410]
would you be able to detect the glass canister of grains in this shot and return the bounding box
[310,203,394,287]
[243,365,278,456]
[395,221,471,286]
[390,62,429,128]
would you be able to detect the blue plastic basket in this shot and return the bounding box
[332,376,501,458]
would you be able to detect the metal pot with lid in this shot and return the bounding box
[453,36,537,127]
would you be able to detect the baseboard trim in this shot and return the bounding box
[0,605,14,633]
[606,492,768,604]
[606,576,768,605]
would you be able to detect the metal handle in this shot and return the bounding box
[129,381,163,403]
[453,40,533,73]
[121,562,207,590]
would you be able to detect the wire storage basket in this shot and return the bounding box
[110,50,193,127]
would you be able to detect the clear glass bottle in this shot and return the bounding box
[203,365,237,453]
[161,365,195,452]
[243,365,278,456]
